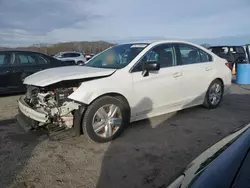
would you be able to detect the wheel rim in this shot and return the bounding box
[209,83,222,105]
[92,104,122,138]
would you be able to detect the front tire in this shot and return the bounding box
[203,79,224,109]
[82,96,129,143]
[77,61,84,65]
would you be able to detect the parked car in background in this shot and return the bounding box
[17,40,231,143]
[54,51,87,65]
[208,46,248,70]
[243,44,250,62]
[0,50,75,94]
[168,123,250,188]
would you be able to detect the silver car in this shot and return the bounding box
[54,51,87,65]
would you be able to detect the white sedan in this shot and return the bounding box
[17,40,232,143]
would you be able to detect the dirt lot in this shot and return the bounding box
[1,83,250,188]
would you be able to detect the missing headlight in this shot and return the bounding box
[55,88,74,106]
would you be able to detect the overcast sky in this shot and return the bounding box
[0,0,250,46]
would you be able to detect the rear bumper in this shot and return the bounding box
[18,96,50,123]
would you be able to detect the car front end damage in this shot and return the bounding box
[15,65,117,135]
[16,85,84,133]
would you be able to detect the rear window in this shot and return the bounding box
[235,47,245,54]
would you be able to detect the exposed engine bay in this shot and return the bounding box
[24,85,80,129]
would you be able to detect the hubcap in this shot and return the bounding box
[92,104,122,138]
[209,83,222,105]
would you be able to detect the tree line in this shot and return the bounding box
[0,41,115,56]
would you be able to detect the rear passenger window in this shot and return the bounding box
[62,53,80,58]
[178,44,212,65]
[179,45,201,65]
[18,55,29,64]
[72,53,80,57]
[200,50,212,62]
[37,55,48,64]
[14,53,37,65]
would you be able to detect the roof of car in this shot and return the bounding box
[60,51,82,54]
[0,49,47,55]
[125,40,192,44]
[209,45,245,48]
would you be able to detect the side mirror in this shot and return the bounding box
[142,61,160,77]
[145,61,160,71]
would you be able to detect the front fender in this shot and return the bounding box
[69,88,124,105]
[68,76,135,107]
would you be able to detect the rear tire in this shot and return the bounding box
[82,96,129,143]
[77,61,84,65]
[203,79,224,109]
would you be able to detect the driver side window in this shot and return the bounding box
[132,44,176,72]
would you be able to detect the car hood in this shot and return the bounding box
[24,66,116,87]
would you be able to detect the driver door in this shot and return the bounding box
[131,43,184,119]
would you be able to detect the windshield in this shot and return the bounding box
[85,43,148,69]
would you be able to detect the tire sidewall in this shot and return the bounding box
[204,80,224,109]
[82,96,129,143]
[77,61,84,65]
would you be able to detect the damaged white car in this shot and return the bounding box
[16,40,232,143]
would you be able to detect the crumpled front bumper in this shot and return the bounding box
[17,96,50,124]
[16,96,85,136]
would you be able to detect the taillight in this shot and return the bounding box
[225,62,232,70]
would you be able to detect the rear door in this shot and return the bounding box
[175,43,215,106]
[35,53,69,68]
[11,52,41,90]
[49,55,76,66]
[35,53,54,70]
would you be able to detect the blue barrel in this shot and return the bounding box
[236,63,250,84]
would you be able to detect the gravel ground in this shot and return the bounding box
[1,83,250,188]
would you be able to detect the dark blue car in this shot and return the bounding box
[168,124,250,188]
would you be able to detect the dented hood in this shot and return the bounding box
[24,66,116,87]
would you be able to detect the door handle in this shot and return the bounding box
[206,67,212,71]
[173,72,182,78]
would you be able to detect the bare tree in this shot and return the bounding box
[201,43,211,48]
[1,41,115,55]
